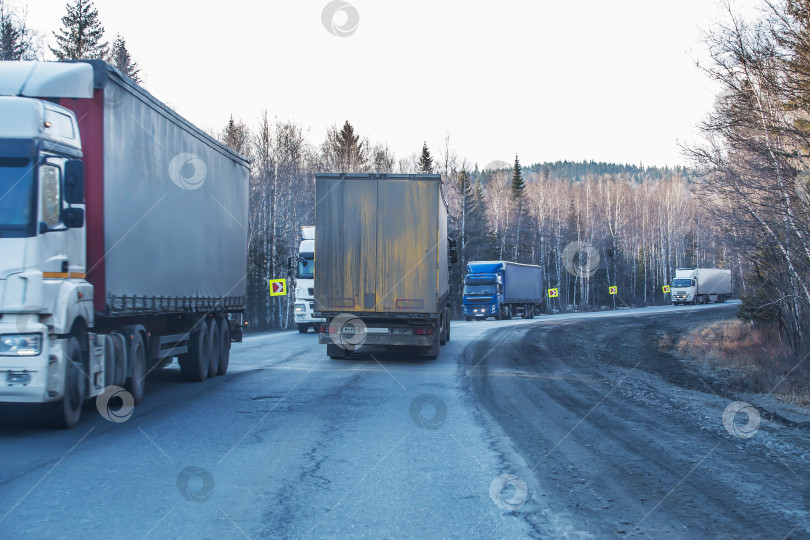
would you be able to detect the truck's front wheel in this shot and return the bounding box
[50,337,85,429]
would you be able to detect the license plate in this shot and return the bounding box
[365,328,389,334]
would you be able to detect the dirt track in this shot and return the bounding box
[464,304,810,538]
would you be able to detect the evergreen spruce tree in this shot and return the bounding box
[110,34,140,82]
[511,154,525,198]
[1,1,36,60]
[50,0,108,60]
[418,142,434,173]
[335,120,367,171]
[0,11,21,60]
[223,115,250,156]
[511,154,528,260]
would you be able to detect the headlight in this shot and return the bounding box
[294,304,306,313]
[0,334,42,356]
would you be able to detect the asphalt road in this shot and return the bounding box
[0,302,808,539]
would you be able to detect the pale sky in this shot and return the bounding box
[22,0,763,167]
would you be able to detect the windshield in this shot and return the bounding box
[672,278,693,288]
[464,284,498,295]
[0,158,35,229]
[297,254,314,279]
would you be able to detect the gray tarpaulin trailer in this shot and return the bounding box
[315,173,455,359]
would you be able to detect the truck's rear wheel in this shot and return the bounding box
[440,310,447,346]
[50,337,85,429]
[125,333,146,406]
[207,318,220,379]
[179,323,209,382]
[445,314,451,342]
[217,317,230,376]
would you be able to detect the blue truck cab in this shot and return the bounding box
[462,261,543,321]
[462,266,503,320]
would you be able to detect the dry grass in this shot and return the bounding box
[674,321,810,405]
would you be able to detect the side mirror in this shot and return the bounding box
[63,207,84,228]
[448,238,458,265]
[64,160,85,205]
[287,256,295,271]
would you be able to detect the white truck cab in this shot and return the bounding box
[671,268,732,305]
[0,91,92,416]
[293,226,323,333]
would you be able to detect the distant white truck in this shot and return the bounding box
[292,226,323,333]
[671,268,732,305]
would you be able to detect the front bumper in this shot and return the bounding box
[0,319,63,403]
[294,302,325,324]
[462,304,497,317]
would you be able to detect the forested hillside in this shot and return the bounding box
[220,117,724,329]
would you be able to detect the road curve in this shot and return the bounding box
[0,302,807,538]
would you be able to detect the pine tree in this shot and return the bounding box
[222,115,250,157]
[418,142,433,173]
[510,154,528,261]
[511,154,525,198]
[50,0,108,61]
[322,121,367,172]
[334,120,367,171]
[110,34,140,83]
[0,11,21,61]
[0,1,36,60]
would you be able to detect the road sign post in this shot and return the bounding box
[548,288,559,312]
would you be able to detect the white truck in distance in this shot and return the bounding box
[671,268,732,305]
[293,226,323,333]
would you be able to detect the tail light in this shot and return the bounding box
[319,325,328,333]
[413,327,433,335]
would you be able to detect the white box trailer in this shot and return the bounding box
[671,268,732,305]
